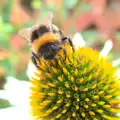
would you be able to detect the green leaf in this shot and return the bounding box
[2,0,13,23]
[4,24,14,32]
[0,59,12,76]
[0,99,11,109]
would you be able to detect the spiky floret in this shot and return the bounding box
[30,44,120,120]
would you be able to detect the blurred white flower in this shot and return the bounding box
[27,61,36,79]
[27,61,41,80]
[115,69,120,78]
[0,107,31,120]
[4,76,30,107]
[100,40,113,57]
[113,58,120,67]
[0,77,31,120]
[72,33,86,48]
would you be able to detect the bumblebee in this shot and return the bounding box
[19,12,74,70]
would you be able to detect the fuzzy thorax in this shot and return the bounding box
[31,33,60,54]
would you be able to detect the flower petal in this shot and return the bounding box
[100,40,113,57]
[72,33,86,48]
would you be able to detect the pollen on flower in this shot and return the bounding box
[30,44,120,120]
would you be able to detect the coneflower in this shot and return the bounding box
[30,41,120,120]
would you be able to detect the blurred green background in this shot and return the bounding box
[0,0,120,86]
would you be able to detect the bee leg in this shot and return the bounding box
[31,53,43,71]
[63,48,67,60]
[32,52,40,62]
[62,37,75,52]
[56,46,66,60]
[68,37,75,52]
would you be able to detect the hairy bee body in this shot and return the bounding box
[31,25,66,60]
[19,13,74,70]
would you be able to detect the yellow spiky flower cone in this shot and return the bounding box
[30,44,120,120]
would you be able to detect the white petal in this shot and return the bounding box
[100,40,113,57]
[112,59,120,67]
[72,33,86,48]
[117,113,120,117]
[0,107,32,120]
[0,90,9,100]
[115,69,120,78]
[27,61,37,79]
[4,77,30,107]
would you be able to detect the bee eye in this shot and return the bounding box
[31,29,39,42]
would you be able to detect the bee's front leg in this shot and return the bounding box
[63,48,67,60]
[62,36,75,52]
[31,52,43,71]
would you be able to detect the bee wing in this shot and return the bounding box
[40,12,53,25]
[19,12,53,41]
[32,12,53,30]
[19,27,32,41]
